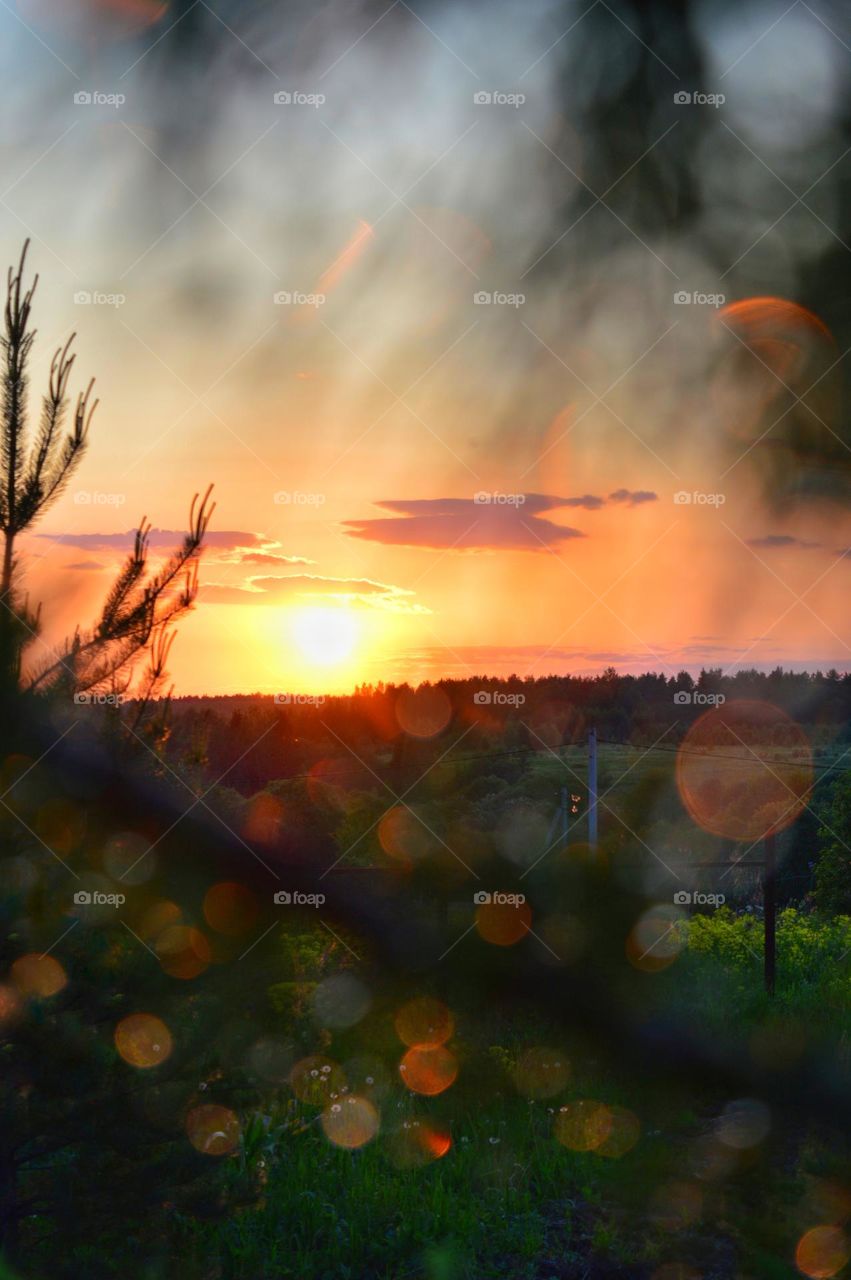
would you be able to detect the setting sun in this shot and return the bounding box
[290,606,360,667]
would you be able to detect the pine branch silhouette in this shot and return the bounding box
[0,240,213,701]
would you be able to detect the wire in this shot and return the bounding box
[248,734,851,788]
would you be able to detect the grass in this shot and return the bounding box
[169,911,851,1280]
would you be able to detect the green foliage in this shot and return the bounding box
[814,769,851,914]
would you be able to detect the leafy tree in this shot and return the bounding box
[814,769,851,914]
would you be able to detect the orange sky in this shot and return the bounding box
[3,0,850,695]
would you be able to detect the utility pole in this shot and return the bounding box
[764,830,776,996]
[561,785,569,847]
[588,727,598,852]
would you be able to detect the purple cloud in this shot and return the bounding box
[344,495,587,552]
[344,491,657,552]
[36,529,272,552]
[748,535,821,550]
[608,489,658,506]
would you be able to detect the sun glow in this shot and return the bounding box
[290,606,360,667]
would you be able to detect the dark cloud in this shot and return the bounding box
[65,560,104,571]
[747,535,822,550]
[37,529,270,552]
[344,492,657,552]
[344,495,586,551]
[608,489,658,506]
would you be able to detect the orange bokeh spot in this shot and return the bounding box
[114,1013,172,1068]
[394,996,454,1048]
[0,985,22,1024]
[307,757,357,808]
[387,1119,452,1168]
[475,899,532,946]
[243,792,284,844]
[320,1095,380,1149]
[676,700,812,841]
[595,1105,641,1158]
[714,297,836,441]
[399,1045,458,1096]
[203,882,259,936]
[627,907,686,973]
[186,1104,240,1156]
[378,806,433,865]
[512,1047,571,1099]
[796,1228,851,1280]
[395,685,452,739]
[555,1100,614,1152]
[155,925,211,979]
[11,953,67,998]
[138,899,182,940]
[34,798,85,857]
[290,1055,347,1105]
[651,1181,704,1231]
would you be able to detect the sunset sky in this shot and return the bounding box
[3,0,850,694]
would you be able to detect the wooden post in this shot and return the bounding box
[764,831,776,996]
[561,785,568,847]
